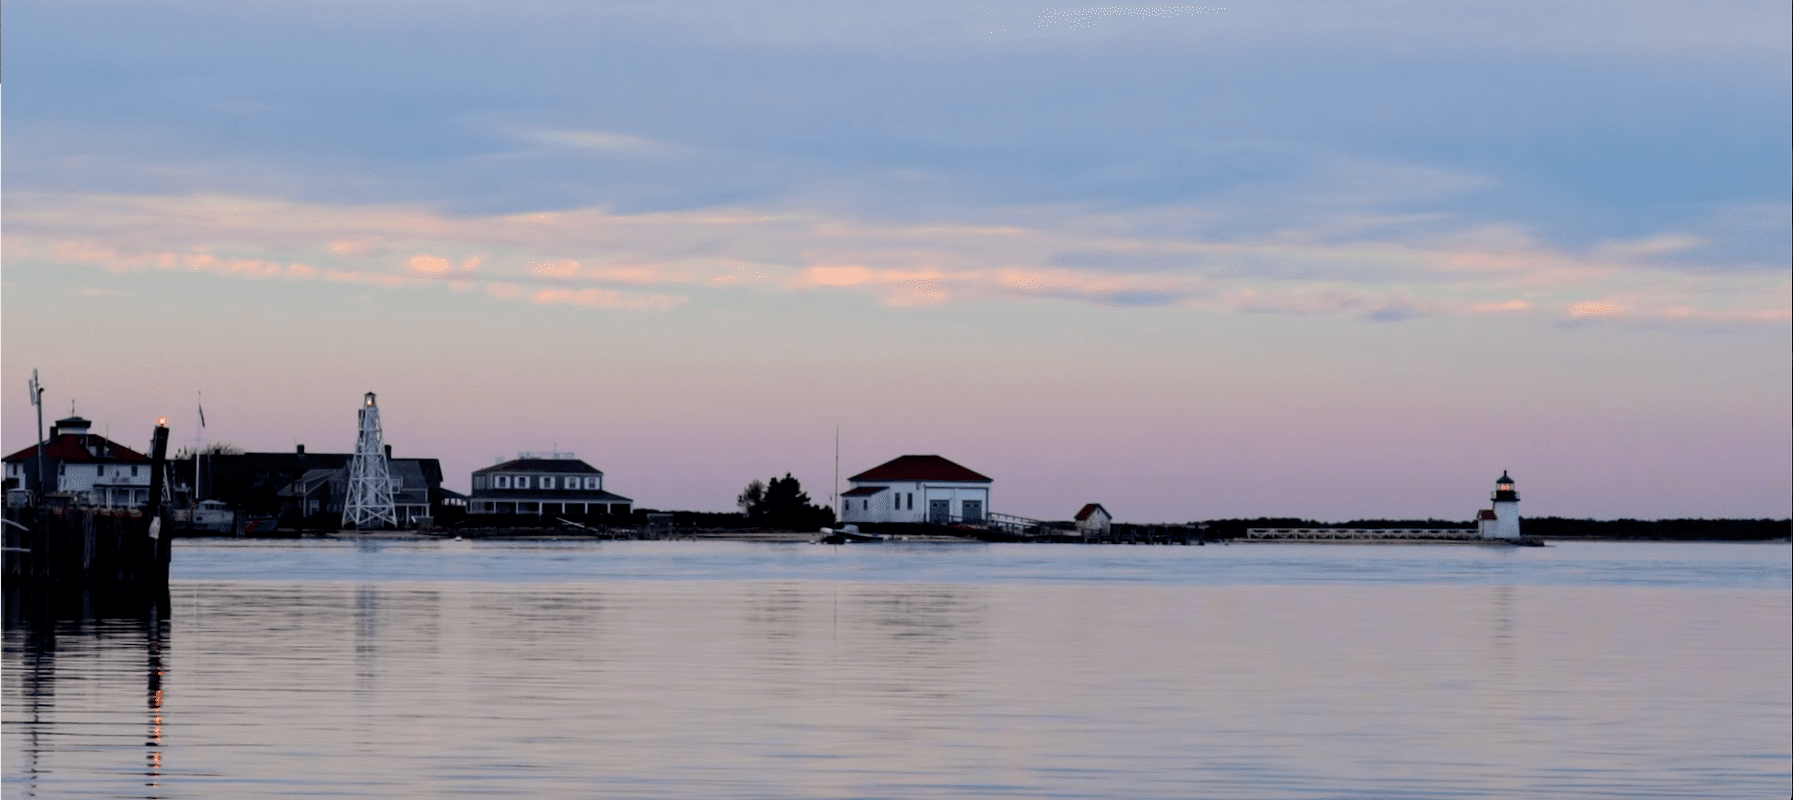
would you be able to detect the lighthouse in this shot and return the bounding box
[1477,471,1522,540]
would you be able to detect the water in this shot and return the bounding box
[6,540,1789,798]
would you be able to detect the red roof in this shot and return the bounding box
[1477,509,1497,520]
[848,455,991,483]
[841,486,887,497]
[1074,503,1108,521]
[3,433,151,464]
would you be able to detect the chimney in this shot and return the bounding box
[296,444,306,455]
[384,444,392,460]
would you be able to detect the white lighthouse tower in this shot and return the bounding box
[1477,471,1522,540]
[342,392,397,530]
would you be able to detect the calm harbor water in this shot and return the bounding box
[5,540,1789,799]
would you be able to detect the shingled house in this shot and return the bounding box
[468,455,632,517]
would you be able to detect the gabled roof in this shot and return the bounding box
[1074,503,1108,521]
[4,434,151,464]
[842,485,887,496]
[474,458,603,475]
[848,455,991,483]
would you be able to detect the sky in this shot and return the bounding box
[4,0,1789,522]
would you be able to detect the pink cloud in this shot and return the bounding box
[7,192,1788,326]
[409,254,452,273]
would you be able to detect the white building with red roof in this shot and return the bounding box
[3,415,154,507]
[840,454,991,525]
[1074,503,1112,536]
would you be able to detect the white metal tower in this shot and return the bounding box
[342,392,396,529]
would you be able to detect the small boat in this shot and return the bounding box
[183,499,234,533]
[816,525,886,544]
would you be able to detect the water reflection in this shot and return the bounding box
[4,567,1788,799]
[3,587,171,800]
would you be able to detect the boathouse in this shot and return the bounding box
[839,455,991,525]
[468,453,632,517]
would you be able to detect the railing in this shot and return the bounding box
[1245,528,1481,540]
[946,511,1076,538]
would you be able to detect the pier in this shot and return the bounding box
[3,422,173,603]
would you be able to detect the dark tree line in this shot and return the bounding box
[738,473,835,531]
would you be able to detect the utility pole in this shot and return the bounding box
[28,370,46,498]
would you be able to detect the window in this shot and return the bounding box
[474,476,488,490]
[584,476,600,490]
[495,475,511,489]
[516,476,531,490]
[98,465,105,477]
[132,466,139,477]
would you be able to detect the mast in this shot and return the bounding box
[833,426,840,521]
[195,392,205,501]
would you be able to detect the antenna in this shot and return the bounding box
[28,370,47,495]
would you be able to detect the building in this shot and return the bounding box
[278,457,436,527]
[468,454,632,517]
[839,454,991,525]
[1074,503,1112,536]
[1476,471,1522,540]
[3,415,153,507]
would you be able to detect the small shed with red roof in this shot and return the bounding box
[840,454,991,526]
[1074,503,1112,536]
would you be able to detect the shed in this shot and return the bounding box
[1074,503,1112,536]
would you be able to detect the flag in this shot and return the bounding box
[198,394,206,428]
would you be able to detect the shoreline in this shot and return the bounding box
[180,529,1793,545]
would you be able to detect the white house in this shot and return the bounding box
[3,415,154,507]
[468,453,632,517]
[839,455,991,525]
[1074,503,1112,536]
[1476,471,1522,540]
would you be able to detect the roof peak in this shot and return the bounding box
[849,454,991,483]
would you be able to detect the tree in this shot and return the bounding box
[174,441,246,459]
[737,479,766,517]
[738,473,835,531]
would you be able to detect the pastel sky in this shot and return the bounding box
[4,0,1788,522]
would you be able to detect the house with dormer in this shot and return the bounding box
[468,454,632,517]
[3,415,153,507]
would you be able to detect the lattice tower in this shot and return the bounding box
[342,392,396,529]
